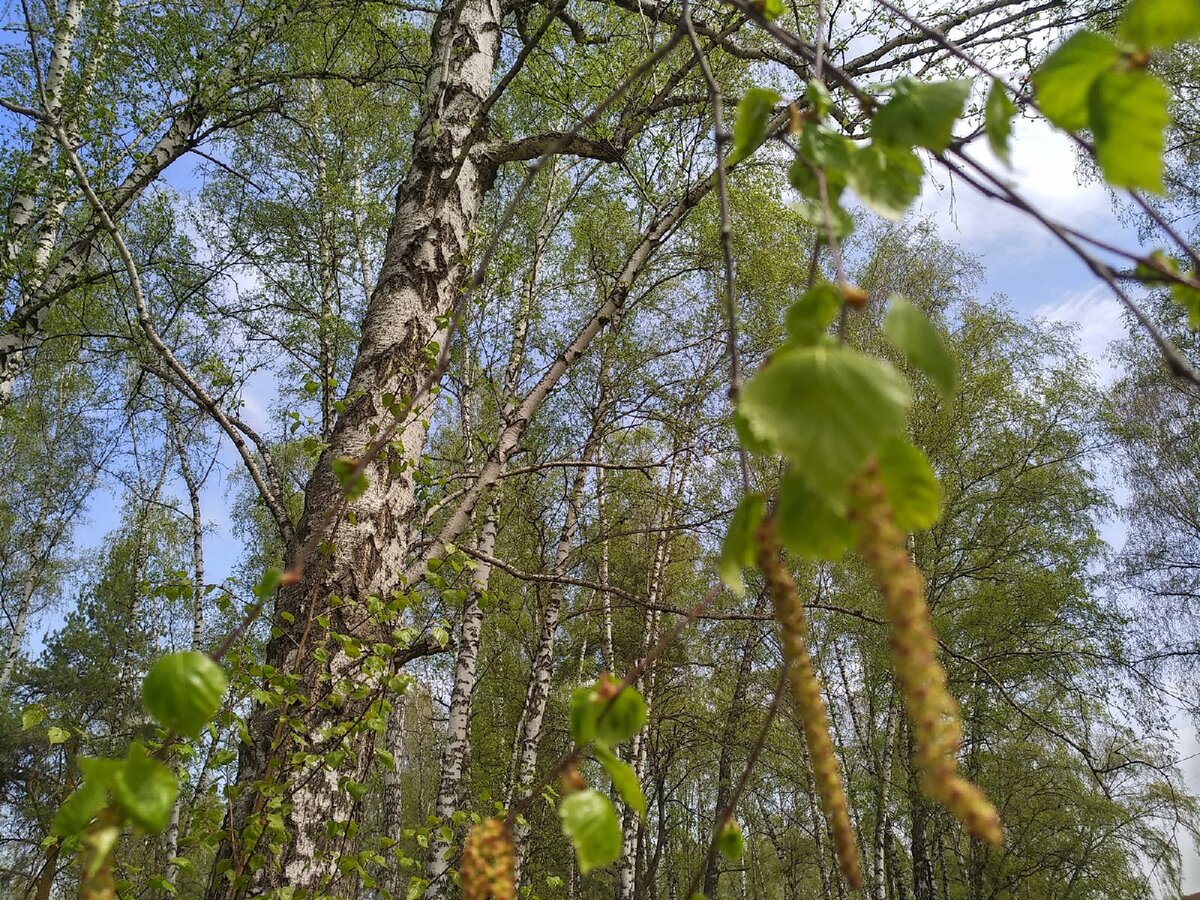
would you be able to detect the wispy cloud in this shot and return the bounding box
[1034,282,1126,384]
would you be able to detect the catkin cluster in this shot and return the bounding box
[460,817,517,900]
[757,518,864,890]
[849,459,1003,846]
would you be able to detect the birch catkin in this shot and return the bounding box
[460,818,516,900]
[757,517,864,890]
[849,458,1003,846]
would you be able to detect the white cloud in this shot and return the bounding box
[914,118,1115,265]
[1033,282,1126,384]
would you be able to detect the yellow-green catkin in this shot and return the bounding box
[461,817,517,900]
[757,517,865,890]
[849,459,1003,846]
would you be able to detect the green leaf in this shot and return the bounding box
[871,78,972,153]
[984,80,1017,166]
[716,818,745,861]
[731,88,781,163]
[719,494,765,595]
[794,199,855,240]
[52,781,106,837]
[846,143,924,221]
[806,79,833,119]
[594,743,646,820]
[1032,31,1121,131]
[109,744,179,833]
[1120,0,1200,48]
[22,706,46,730]
[877,438,943,531]
[883,296,959,400]
[47,726,70,745]
[559,789,623,874]
[758,0,785,21]
[595,684,647,746]
[1088,68,1170,193]
[569,685,598,744]
[738,345,910,497]
[775,470,858,561]
[785,283,841,346]
[143,651,229,739]
[253,568,282,600]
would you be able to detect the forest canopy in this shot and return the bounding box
[1,0,1200,897]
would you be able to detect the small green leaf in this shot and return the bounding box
[794,199,855,240]
[738,345,910,497]
[52,781,106,836]
[47,726,70,745]
[731,88,781,163]
[785,283,841,346]
[595,684,647,746]
[143,651,229,739]
[22,706,46,730]
[253,568,282,600]
[775,470,858,561]
[1088,68,1169,193]
[984,80,1017,166]
[883,296,959,400]
[1032,31,1121,131]
[806,79,833,119]
[871,78,972,153]
[109,744,179,833]
[1119,0,1200,48]
[716,818,745,861]
[758,0,786,21]
[559,789,623,873]
[788,156,846,202]
[594,743,646,820]
[877,438,943,531]
[719,494,765,595]
[570,685,598,744]
[846,144,924,221]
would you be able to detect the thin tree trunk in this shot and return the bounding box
[508,449,595,885]
[701,593,766,898]
[0,574,35,694]
[871,695,898,900]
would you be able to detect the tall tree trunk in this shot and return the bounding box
[871,694,898,900]
[164,408,207,887]
[0,573,36,694]
[424,496,498,898]
[701,593,766,898]
[213,0,503,893]
[507,448,595,884]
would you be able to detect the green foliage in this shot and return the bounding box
[719,494,765,594]
[785,284,841,345]
[716,818,744,861]
[594,744,646,820]
[558,789,622,874]
[737,345,910,496]
[1089,68,1170,192]
[871,78,972,153]
[143,651,228,739]
[985,79,1017,165]
[883,295,959,400]
[846,144,924,221]
[731,88,781,164]
[1119,0,1200,48]
[877,437,942,531]
[775,470,857,561]
[1032,32,1122,131]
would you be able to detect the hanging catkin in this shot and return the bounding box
[849,458,1003,846]
[757,517,864,890]
[460,817,517,900]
